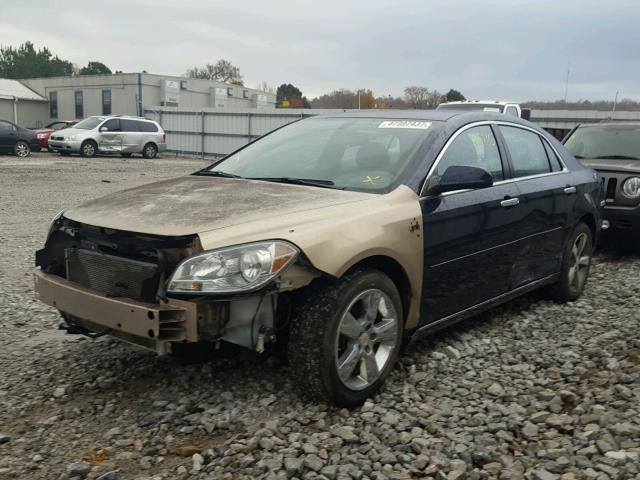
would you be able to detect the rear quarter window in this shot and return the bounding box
[139,121,159,133]
[121,119,140,132]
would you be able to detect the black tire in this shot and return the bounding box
[14,141,31,158]
[120,153,133,158]
[80,140,97,158]
[142,143,158,159]
[288,268,403,407]
[548,222,593,301]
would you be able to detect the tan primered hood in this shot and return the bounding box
[63,175,373,236]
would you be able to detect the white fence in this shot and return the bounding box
[146,106,640,159]
[144,107,352,159]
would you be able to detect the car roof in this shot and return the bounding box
[440,100,518,106]
[311,109,532,126]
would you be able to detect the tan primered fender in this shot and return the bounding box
[197,185,424,329]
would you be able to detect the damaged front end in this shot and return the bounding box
[35,216,319,354]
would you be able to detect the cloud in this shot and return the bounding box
[1,0,639,100]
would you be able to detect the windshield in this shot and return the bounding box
[565,125,640,160]
[438,103,505,113]
[206,118,437,192]
[74,117,105,130]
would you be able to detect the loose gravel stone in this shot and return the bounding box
[1,154,640,480]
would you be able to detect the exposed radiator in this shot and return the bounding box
[65,248,159,302]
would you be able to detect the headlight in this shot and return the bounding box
[167,241,299,293]
[37,133,47,139]
[65,135,77,141]
[622,177,640,198]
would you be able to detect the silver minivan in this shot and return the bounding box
[48,116,167,158]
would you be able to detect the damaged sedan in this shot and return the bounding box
[35,111,602,406]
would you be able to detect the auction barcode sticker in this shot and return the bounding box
[378,120,431,129]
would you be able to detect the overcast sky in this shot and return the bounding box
[2,0,639,101]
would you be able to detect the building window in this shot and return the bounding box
[227,87,233,96]
[74,90,84,118]
[49,91,58,118]
[102,89,112,115]
[243,90,249,99]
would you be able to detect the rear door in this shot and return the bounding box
[120,119,142,152]
[497,125,575,287]
[98,119,123,152]
[420,124,521,324]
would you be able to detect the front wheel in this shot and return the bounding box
[14,141,31,157]
[549,222,593,301]
[80,141,97,158]
[288,269,403,407]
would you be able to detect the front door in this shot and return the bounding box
[419,125,522,324]
[99,118,123,152]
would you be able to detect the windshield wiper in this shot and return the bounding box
[194,170,244,179]
[591,155,640,160]
[247,177,344,189]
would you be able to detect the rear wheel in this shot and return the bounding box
[142,143,157,159]
[80,140,97,158]
[14,141,30,157]
[549,222,593,301]
[288,269,403,407]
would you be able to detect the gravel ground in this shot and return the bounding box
[0,152,639,480]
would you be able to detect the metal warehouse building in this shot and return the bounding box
[20,73,277,127]
[0,79,49,127]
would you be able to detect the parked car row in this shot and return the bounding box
[0,116,166,159]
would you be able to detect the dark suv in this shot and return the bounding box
[564,122,640,238]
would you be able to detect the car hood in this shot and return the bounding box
[63,175,374,236]
[578,158,640,174]
[54,127,88,137]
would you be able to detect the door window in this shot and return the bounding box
[436,125,504,181]
[121,119,140,132]
[500,126,552,177]
[102,119,120,132]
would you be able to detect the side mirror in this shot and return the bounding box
[428,165,493,195]
[99,126,108,132]
[521,108,531,121]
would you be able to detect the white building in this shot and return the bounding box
[18,72,276,127]
[0,79,48,127]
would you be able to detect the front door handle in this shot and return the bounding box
[500,197,520,208]
[564,186,577,195]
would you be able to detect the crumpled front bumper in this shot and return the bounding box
[34,269,198,354]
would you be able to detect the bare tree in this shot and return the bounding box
[186,59,243,85]
[255,81,275,94]
[404,86,431,109]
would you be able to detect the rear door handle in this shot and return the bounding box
[564,186,577,195]
[500,197,520,208]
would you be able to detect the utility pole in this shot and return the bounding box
[563,62,571,103]
[612,91,619,114]
[357,89,361,110]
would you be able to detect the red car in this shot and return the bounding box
[33,121,76,151]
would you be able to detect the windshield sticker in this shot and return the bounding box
[483,107,501,112]
[362,175,382,184]
[378,120,431,129]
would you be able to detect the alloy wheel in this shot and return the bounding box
[15,142,29,157]
[568,232,590,291]
[335,289,399,391]
[83,143,95,156]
